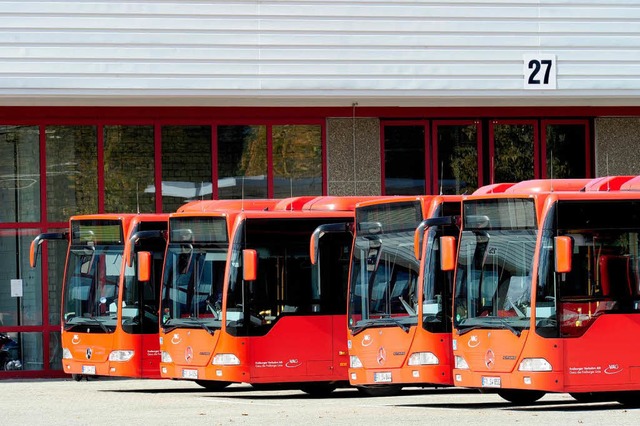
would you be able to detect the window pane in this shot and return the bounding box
[49,332,62,370]
[104,126,155,213]
[46,227,67,326]
[218,125,267,199]
[46,126,98,222]
[272,125,322,197]
[0,229,42,327]
[161,126,212,212]
[384,125,425,195]
[546,124,587,178]
[11,332,43,371]
[436,124,478,194]
[0,126,40,222]
[493,124,535,183]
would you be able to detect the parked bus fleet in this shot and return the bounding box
[29,177,640,405]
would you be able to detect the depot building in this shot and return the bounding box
[1,1,639,377]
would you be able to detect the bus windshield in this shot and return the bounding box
[161,217,228,332]
[454,198,537,334]
[63,246,122,333]
[62,219,124,333]
[348,201,423,334]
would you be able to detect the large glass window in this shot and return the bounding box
[544,122,588,178]
[0,230,42,327]
[45,228,67,326]
[383,124,426,195]
[491,122,537,184]
[104,126,155,213]
[0,126,40,222]
[161,126,212,212]
[46,126,98,222]
[434,122,480,194]
[217,125,267,199]
[272,125,322,197]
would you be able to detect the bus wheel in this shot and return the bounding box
[299,383,337,397]
[195,380,231,391]
[570,392,615,403]
[615,391,640,407]
[357,385,403,397]
[497,390,545,405]
[71,374,84,382]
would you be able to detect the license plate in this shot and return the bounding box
[182,369,198,379]
[481,376,501,388]
[374,372,392,383]
[82,365,96,375]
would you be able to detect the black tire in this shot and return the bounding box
[299,383,337,397]
[357,385,403,397]
[615,391,640,407]
[497,389,545,405]
[195,380,231,391]
[570,392,616,403]
[71,374,84,382]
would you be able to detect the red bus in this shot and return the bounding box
[155,196,378,394]
[449,178,640,405]
[31,214,168,379]
[345,196,461,396]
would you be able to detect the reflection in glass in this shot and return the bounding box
[46,126,98,222]
[49,332,62,370]
[546,124,587,178]
[384,125,425,195]
[0,126,40,222]
[272,125,322,197]
[161,126,212,212]
[46,227,67,326]
[218,125,267,199]
[436,124,478,194]
[104,126,155,213]
[493,124,535,183]
[0,229,42,327]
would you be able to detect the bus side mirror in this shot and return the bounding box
[555,236,573,273]
[440,236,457,272]
[137,251,152,282]
[413,221,428,261]
[243,249,258,281]
[29,238,41,268]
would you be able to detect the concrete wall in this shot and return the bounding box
[326,118,381,196]
[595,118,640,177]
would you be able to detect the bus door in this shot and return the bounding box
[123,228,166,378]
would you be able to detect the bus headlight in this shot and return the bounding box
[161,351,173,363]
[108,350,134,362]
[62,348,72,359]
[350,355,363,368]
[407,352,439,366]
[212,353,240,366]
[518,358,552,372]
[454,356,469,370]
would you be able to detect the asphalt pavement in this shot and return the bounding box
[2,378,638,425]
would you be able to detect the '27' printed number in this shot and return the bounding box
[527,59,552,85]
[523,54,556,90]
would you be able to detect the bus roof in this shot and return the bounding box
[584,176,635,192]
[177,199,280,213]
[504,179,592,194]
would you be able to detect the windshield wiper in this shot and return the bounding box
[497,317,521,337]
[351,316,410,336]
[162,317,218,335]
[68,316,110,333]
[456,324,485,336]
[456,319,521,337]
